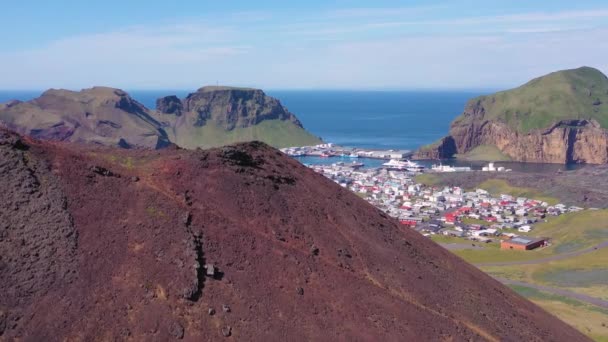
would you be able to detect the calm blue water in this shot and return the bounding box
[0,89,479,151]
[269,90,480,150]
[294,155,581,172]
[0,90,588,172]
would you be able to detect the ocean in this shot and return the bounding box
[0,89,583,172]
[0,89,479,151]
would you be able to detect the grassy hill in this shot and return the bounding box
[167,120,321,149]
[462,66,608,133]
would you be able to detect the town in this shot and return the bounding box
[306,162,585,251]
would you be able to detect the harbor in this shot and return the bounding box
[282,143,587,173]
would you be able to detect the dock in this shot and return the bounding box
[281,143,412,160]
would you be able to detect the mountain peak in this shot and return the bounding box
[0,128,588,341]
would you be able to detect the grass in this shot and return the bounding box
[482,247,608,300]
[169,120,321,149]
[475,179,560,205]
[414,173,442,186]
[524,210,608,252]
[453,67,608,133]
[430,235,468,244]
[461,217,490,226]
[453,247,547,264]
[455,145,512,161]
[454,210,608,264]
[355,192,368,199]
[447,208,608,340]
[510,285,608,341]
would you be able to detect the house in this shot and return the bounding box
[518,225,532,233]
[500,237,547,250]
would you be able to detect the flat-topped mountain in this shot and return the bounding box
[154,86,316,148]
[0,129,588,341]
[416,67,608,163]
[0,86,320,149]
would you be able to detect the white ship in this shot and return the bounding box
[431,164,472,172]
[382,159,424,171]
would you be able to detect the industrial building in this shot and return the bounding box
[501,237,547,250]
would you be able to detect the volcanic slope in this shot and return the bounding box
[0,129,588,341]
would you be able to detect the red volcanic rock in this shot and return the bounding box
[0,129,589,341]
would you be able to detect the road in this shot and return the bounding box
[495,277,608,310]
[476,240,608,267]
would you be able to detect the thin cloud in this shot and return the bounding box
[327,5,445,18]
[0,7,607,89]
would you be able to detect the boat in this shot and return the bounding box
[347,161,364,169]
[431,164,472,172]
[382,159,424,172]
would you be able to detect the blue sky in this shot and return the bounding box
[1,0,607,90]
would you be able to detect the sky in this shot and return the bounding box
[1,0,607,90]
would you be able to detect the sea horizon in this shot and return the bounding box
[0,89,488,152]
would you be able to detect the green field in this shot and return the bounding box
[414,173,443,186]
[510,285,608,341]
[450,210,608,264]
[461,217,490,226]
[523,210,608,252]
[414,176,560,205]
[169,120,322,149]
[482,247,608,301]
[449,209,608,341]
[476,179,559,205]
[455,145,512,161]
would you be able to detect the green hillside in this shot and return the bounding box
[464,67,608,133]
[168,120,321,149]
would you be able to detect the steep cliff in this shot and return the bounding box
[155,86,320,149]
[0,86,320,149]
[417,67,608,164]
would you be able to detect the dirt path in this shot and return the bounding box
[495,278,608,310]
[476,240,608,267]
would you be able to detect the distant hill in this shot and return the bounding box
[0,129,588,341]
[415,67,608,164]
[0,86,321,149]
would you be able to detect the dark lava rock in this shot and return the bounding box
[221,326,232,337]
[296,287,304,296]
[156,95,183,116]
[90,165,118,177]
[169,321,184,339]
[222,304,231,313]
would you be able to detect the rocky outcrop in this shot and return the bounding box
[180,86,303,130]
[156,95,183,116]
[413,136,457,159]
[417,67,608,164]
[444,99,608,163]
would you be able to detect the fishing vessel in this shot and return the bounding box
[340,152,359,158]
[382,159,424,172]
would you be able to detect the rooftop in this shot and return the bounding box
[505,236,546,246]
